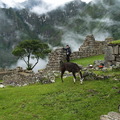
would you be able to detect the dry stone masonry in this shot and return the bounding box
[45,48,66,71]
[46,35,113,71]
[105,42,120,67]
[71,35,113,60]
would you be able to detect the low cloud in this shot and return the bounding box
[0,0,74,14]
[55,26,85,51]
[29,0,74,15]
[61,30,85,51]
[92,29,111,41]
[10,57,48,73]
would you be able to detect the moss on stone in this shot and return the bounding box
[110,40,120,45]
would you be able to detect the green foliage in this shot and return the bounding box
[12,40,51,70]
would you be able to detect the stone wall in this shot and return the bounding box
[105,43,120,66]
[46,48,66,71]
[46,35,113,71]
[71,35,113,60]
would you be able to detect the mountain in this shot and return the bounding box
[0,0,120,68]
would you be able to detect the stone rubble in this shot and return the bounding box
[2,67,56,86]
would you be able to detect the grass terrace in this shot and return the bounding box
[72,54,104,66]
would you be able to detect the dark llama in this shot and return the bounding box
[60,61,84,84]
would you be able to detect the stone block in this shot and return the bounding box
[119,46,120,54]
[116,62,120,66]
[116,56,120,62]
[113,45,119,54]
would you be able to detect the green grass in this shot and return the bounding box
[0,80,3,82]
[110,40,120,45]
[0,79,120,120]
[0,54,120,120]
[72,54,104,66]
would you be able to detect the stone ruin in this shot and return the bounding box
[104,40,120,67]
[45,35,113,71]
[1,67,56,87]
[45,48,66,71]
[0,34,116,87]
[71,35,109,60]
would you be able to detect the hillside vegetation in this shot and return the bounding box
[1,0,120,67]
[0,54,120,120]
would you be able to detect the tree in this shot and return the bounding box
[12,40,51,70]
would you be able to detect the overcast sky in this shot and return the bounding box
[0,0,93,14]
[0,0,92,3]
[0,0,92,7]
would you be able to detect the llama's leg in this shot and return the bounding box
[61,70,65,82]
[72,72,76,84]
[79,71,84,84]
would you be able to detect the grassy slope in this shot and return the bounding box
[71,54,104,66]
[0,54,120,120]
[110,40,120,44]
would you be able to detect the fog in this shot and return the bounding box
[10,57,48,73]
[0,0,93,10]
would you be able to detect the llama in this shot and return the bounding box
[60,61,84,84]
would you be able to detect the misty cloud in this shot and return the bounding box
[29,0,74,15]
[92,29,111,41]
[55,25,85,51]
[0,0,75,14]
[10,57,48,73]
[0,0,25,9]
[24,20,35,31]
[30,2,52,15]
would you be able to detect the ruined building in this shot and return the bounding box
[104,40,120,67]
[46,35,113,71]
